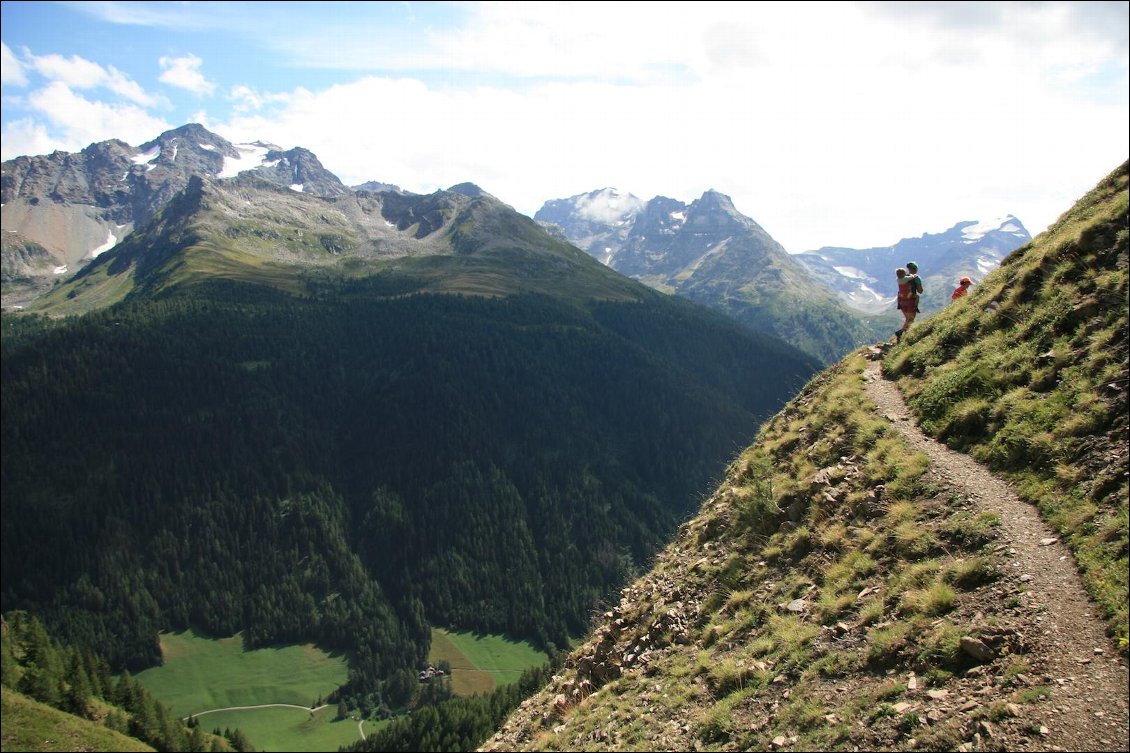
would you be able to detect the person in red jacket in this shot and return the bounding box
[951,276,972,301]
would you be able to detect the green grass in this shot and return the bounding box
[0,686,154,753]
[428,628,549,696]
[885,161,1129,650]
[133,629,348,718]
[189,703,385,752]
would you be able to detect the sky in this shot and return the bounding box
[1,1,1127,252]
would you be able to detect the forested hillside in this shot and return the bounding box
[1,273,817,712]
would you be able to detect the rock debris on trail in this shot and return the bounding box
[865,355,1129,751]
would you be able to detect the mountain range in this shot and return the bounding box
[535,189,882,364]
[0,124,820,715]
[3,124,1030,364]
[535,189,1030,363]
[792,216,1032,314]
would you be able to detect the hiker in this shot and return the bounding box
[895,266,921,341]
[905,261,924,299]
[951,276,972,301]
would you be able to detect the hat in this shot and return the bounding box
[959,277,972,285]
[906,261,918,271]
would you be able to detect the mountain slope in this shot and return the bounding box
[793,217,1032,314]
[1,134,821,714]
[0,688,156,753]
[885,160,1128,648]
[537,189,882,364]
[27,172,647,317]
[0,124,345,307]
[483,162,1128,751]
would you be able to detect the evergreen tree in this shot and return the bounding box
[190,724,208,753]
[64,652,94,715]
[17,617,64,706]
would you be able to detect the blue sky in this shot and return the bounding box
[2,1,1127,252]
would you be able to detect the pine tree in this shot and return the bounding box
[189,723,208,752]
[64,654,94,715]
[18,617,64,706]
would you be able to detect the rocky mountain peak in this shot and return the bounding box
[683,189,760,233]
[535,186,876,363]
[1,123,370,306]
[249,146,349,197]
[447,182,487,198]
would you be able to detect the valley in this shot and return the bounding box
[1,118,1124,753]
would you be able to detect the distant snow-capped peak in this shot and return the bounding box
[960,215,1026,243]
[573,188,645,226]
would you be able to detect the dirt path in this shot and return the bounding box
[186,702,329,718]
[864,357,1129,751]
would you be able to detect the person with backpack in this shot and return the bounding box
[895,263,923,341]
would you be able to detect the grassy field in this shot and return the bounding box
[0,686,154,753]
[133,630,347,718]
[190,703,387,752]
[428,628,549,696]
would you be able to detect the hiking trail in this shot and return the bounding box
[864,355,1129,751]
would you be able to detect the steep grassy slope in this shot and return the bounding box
[886,161,1128,647]
[481,163,1128,752]
[0,687,155,753]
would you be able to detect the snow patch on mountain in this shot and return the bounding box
[218,143,271,179]
[846,283,889,308]
[89,229,117,258]
[573,188,644,225]
[962,215,1025,243]
[832,265,874,281]
[131,146,160,165]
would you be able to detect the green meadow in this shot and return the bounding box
[190,704,387,752]
[130,627,546,750]
[132,630,351,751]
[134,630,347,718]
[428,628,549,696]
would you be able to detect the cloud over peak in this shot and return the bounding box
[159,54,216,96]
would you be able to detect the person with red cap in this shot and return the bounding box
[951,276,973,302]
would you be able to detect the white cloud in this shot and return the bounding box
[159,54,215,95]
[29,52,108,88]
[62,0,232,30]
[22,81,171,152]
[229,84,293,113]
[23,51,163,106]
[1,42,28,86]
[105,66,162,105]
[212,28,1127,252]
[0,117,70,159]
